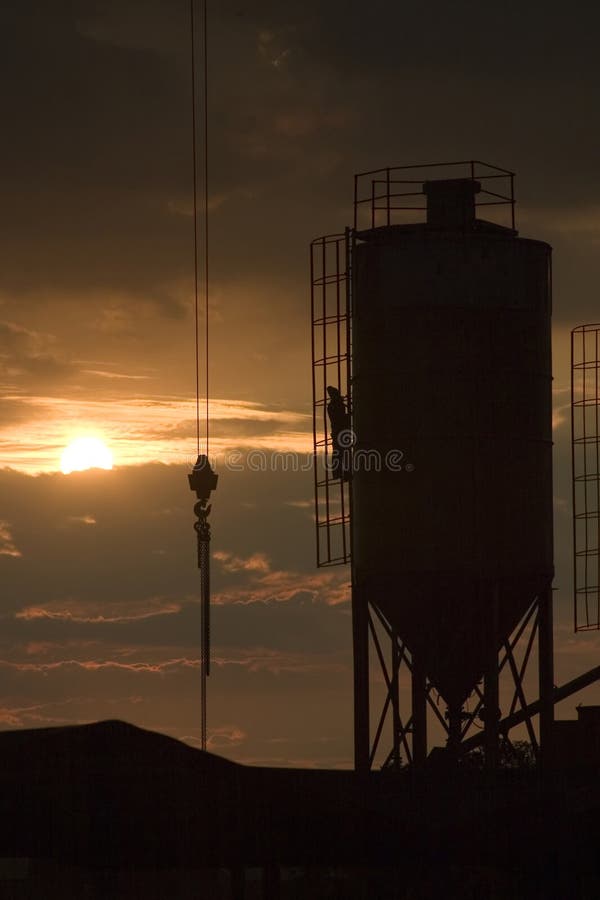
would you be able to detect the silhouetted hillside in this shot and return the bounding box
[0,719,598,897]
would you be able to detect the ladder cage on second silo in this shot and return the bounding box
[572,323,600,631]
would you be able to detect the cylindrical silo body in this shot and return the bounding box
[351,182,553,707]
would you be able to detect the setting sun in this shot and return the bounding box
[60,437,114,475]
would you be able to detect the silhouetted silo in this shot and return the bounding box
[311,162,556,769]
[352,175,553,710]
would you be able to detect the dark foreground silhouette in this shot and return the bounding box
[0,720,598,898]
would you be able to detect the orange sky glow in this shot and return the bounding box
[2,2,600,767]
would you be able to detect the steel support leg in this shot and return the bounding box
[411,653,428,765]
[484,669,500,770]
[484,585,500,771]
[447,703,462,755]
[391,630,402,769]
[538,587,554,767]
[352,586,370,771]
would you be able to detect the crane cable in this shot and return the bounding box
[190,0,209,456]
[190,0,212,752]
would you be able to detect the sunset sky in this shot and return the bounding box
[1,0,599,766]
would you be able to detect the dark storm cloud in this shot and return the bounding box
[0,462,347,637]
[1,1,189,305]
[4,0,600,320]
[0,320,78,383]
[0,398,47,428]
[0,463,304,606]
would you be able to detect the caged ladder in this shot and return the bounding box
[310,229,353,567]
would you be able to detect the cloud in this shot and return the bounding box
[66,515,97,526]
[0,657,200,675]
[0,320,76,383]
[0,522,22,558]
[0,398,48,429]
[213,565,349,608]
[206,725,247,750]
[81,369,152,381]
[213,648,347,677]
[521,205,600,239]
[553,402,571,431]
[14,599,181,625]
[213,550,271,574]
[0,396,311,473]
[0,697,86,729]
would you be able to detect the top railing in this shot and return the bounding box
[353,160,515,232]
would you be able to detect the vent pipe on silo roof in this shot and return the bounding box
[423,177,481,229]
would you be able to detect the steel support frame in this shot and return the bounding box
[353,587,555,771]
